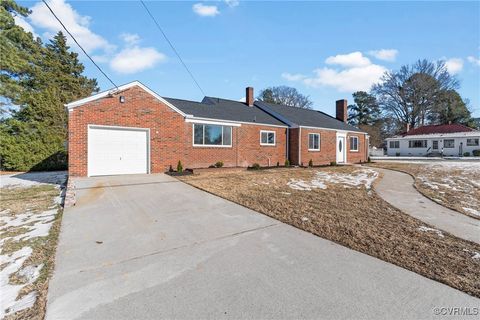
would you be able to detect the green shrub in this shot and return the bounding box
[463,152,470,157]
[0,121,67,171]
[473,150,480,157]
[285,159,290,167]
[367,156,371,163]
[177,160,183,173]
[308,159,313,167]
[251,163,261,170]
[395,152,400,157]
[215,161,224,168]
[330,161,336,166]
[276,161,280,167]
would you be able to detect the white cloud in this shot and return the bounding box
[110,47,166,74]
[467,56,480,66]
[284,51,386,92]
[13,15,37,37]
[445,58,463,74]
[367,49,398,62]
[192,3,220,17]
[29,0,113,53]
[225,0,240,7]
[303,64,387,92]
[281,72,306,81]
[325,51,371,68]
[120,33,140,46]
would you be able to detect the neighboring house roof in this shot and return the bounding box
[402,124,476,136]
[163,97,286,126]
[255,101,364,133]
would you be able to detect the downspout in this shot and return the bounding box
[236,127,239,167]
[298,127,302,165]
[286,128,289,164]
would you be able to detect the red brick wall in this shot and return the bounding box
[68,85,287,176]
[298,128,337,166]
[287,127,367,166]
[347,132,368,163]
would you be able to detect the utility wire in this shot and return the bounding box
[140,0,206,96]
[41,0,118,90]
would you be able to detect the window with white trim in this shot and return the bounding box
[467,138,479,146]
[408,140,427,148]
[308,133,320,151]
[193,124,232,146]
[389,141,400,149]
[260,130,276,146]
[444,139,455,148]
[349,136,359,151]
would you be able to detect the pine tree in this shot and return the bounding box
[1,1,98,171]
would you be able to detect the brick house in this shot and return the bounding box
[66,81,368,176]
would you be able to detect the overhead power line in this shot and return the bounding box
[140,0,206,96]
[41,0,118,90]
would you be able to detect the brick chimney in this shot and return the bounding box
[246,87,254,107]
[336,99,347,123]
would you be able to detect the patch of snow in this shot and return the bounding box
[279,192,291,195]
[0,247,33,318]
[0,171,67,189]
[287,168,378,191]
[301,217,309,222]
[463,249,480,260]
[462,207,480,217]
[418,226,444,238]
[18,264,43,283]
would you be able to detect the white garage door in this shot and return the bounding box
[88,126,149,176]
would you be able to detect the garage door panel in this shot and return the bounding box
[88,127,148,176]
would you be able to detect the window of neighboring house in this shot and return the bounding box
[408,140,427,148]
[389,141,400,149]
[193,124,232,146]
[349,136,359,151]
[308,133,320,151]
[260,130,276,146]
[444,139,455,148]
[467,138,479,146]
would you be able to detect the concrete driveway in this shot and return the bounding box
[46,174,479,320]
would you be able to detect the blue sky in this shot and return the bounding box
[17,0,480,117]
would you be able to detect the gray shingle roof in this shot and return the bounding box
[255,101,364,132]
[163,97,286,126]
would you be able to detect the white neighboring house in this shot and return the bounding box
[386,124,480,157]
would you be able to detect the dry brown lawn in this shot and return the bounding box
[179,166,480,298]
[367,161,480,219]
[1,185,63,320]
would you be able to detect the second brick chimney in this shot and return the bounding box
[336,99,347,123]
[246,87,254,107]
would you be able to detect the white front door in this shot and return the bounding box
[336,135,346,163]
[88,126,149,176]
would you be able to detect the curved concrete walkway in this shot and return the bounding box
[374,167,480,244]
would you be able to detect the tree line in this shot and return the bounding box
[1,0,98,171]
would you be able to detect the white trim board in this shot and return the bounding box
[65,81,189,117]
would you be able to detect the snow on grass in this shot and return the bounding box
[463,207,480,217]
[288,168,378,191]
[418,226,444,238]
[463,249,480,260]
[0,174,65,317]
[0,171,67,189]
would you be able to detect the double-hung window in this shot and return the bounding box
[349,136,359,151]
[408,140,427,148]
[444,139,455,148]
[308,133,320,151]
[260,130,276,146]
[467,138,479,146]
[193,124,232,147]
[389,141,400,149]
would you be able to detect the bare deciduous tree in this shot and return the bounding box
[372,59,459,129]
[258,86,313,109]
